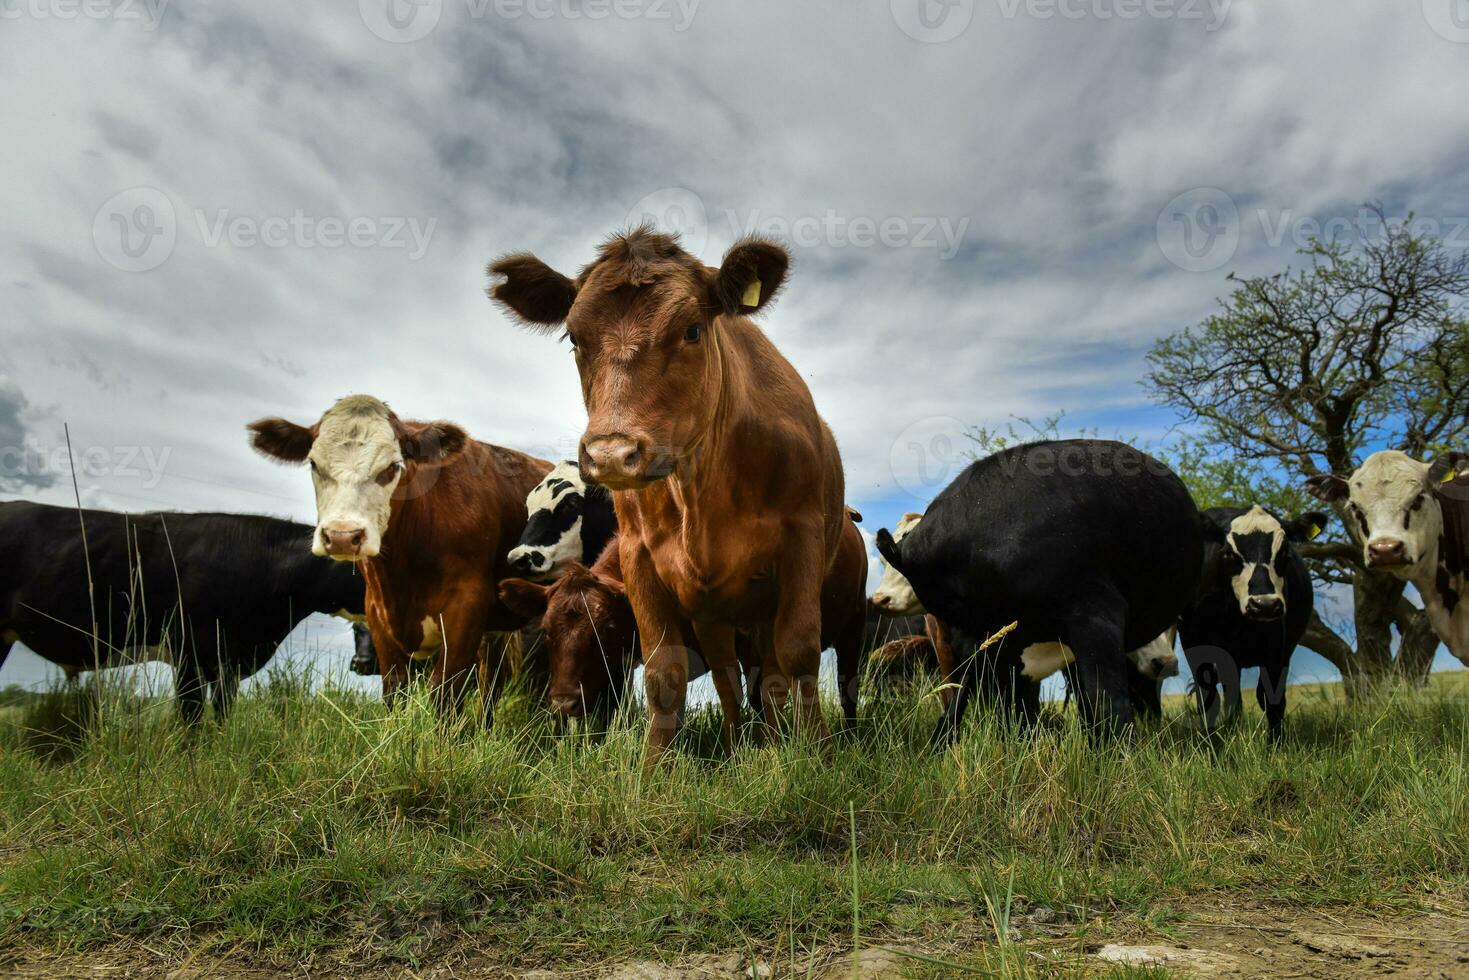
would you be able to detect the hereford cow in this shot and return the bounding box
[0,501,365,725]
[871,509,1180,719]
[501,512,869,732]
[248,395,552,723]
[507,460,618,581]
[1179,505,1324,740]
[876,440,1202,743]
[1306,450,1469,666]
[490,229,855,765]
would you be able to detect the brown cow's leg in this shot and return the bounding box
[429,603,490,724]
[368,611,414,709]
[624,545,689,771]
[772,528,829,745]
[693,621,743,754]
[927,615,956,710]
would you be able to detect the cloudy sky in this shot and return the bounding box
[3,0,1468,690]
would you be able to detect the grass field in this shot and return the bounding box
[1,666,1467,977]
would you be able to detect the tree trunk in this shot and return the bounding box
[1300,611,1371,698]
[1350,568,1407,694]
[1393,598,1439,686]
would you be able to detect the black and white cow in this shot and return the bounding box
[0,500,366,724]
[1178,505,1325,740]
[871,509,1181,718]
[875,440,1202,743]
[1306,449,1469,665]
[506,460,618,581]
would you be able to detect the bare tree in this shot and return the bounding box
[1146,205,1469,694]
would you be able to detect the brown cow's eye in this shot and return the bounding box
[685,322,702,343]
[375,462,402,486]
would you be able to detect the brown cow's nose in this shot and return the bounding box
[321,526,366,557]
[871,594,893,611]
[1368,539,1407,565]
[580,433,645,486]
[550,694,584,717]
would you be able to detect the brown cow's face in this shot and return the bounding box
[500,563,634,718]
[489,228,790,490]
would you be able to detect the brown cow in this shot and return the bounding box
[248,395,552,722]
[490,228,855,766]
[500,513,868,738]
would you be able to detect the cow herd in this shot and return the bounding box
[2,227,1466,769]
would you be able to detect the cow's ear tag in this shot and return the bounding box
[1308,522,1322,540]
[741,276,761,308]
[1442,467,1458,484]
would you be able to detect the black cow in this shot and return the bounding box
[875,440,1203,743]
[1178,505,1324,741]
[0,501,365,724]
[506,460,617,581]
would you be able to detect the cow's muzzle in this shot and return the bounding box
[580,432,669,489]
[1367,539,1409,568]
[507,547,549,578]
[1245,594,1285,621]
[320,524,367,559]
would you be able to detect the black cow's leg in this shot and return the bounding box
[1064,604,1132,737]
[1256,660,1286,742]
[175,656,207,729]
[929,633,978,749]
[211,668,240,722]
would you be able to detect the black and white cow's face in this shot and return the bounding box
[508,461,592,581]
[1307,451,1466,579]
[1208,505,1325,621]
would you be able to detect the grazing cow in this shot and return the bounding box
[0,501,365,725]
[1178,505,1324,740]
[248,395,552,723]
[501,513,870,730]
[1307,450,1469,666]
[872,510,1180,718]
[490,228,856,766]
[875,440,1202,743]
[507,460,618,581]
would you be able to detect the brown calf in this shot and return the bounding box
[490,229,855,766]
[248,395,551,721]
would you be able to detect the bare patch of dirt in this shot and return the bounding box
[4,898,1468,977]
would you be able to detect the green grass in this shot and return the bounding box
[0,666,1466,974]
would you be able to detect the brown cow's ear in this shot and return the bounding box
[1428,451,1469,487]
[712,237,790,316]
[399,421,468,466]
[488,254,576,330]
[248,417,314,463]
[499,578,550,618]
[1304,473,1349,503]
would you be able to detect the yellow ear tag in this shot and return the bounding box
[1443,468,1458,484]
[741,276,761,308]
[1309,523,1322,540]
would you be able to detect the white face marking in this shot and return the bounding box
[1344,451,1441,578]
[1225,506,1286,617]
[307,396,404,560]
[507,461,587,581]
[1020,642,1073,681]
[872,513,925,616]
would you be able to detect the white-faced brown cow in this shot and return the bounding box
[1307,449,1469,666]
[248,395,552,721]
[490,228,858,767]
